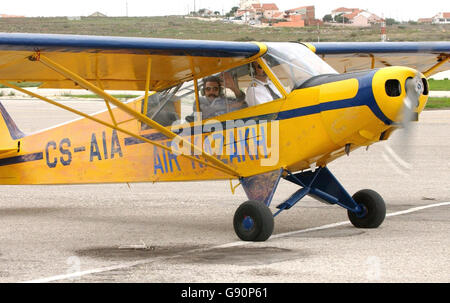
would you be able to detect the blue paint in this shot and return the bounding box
[237,129,248,161]
[165,142,181,173]
[228,130,241,164]
[45,141,57,168]
[312,41,450,55]
[257,124,269,158]
[124,132,168,146]
[275,187,310,214]
[153,145,164,175]
[243,216,254,231]
[89,133,102,162]
[0,33,261,58]
[102,131,108,160]
[153,143,182,174]
[249,127,260,160]
[110,130,123,159]
[59,138,72,166]
[161,148,168,173]
[74,146,86,153]
[0,152,43,167]
[283,167,364,215]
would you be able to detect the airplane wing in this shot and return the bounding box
[0,33,264,90]
[309,42,450,77]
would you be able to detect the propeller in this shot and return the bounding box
[387,71,424,174]
[401,72,424,129]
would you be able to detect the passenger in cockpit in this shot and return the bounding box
[246,61,281,107]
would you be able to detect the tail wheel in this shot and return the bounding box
[233,200,274,242]
[348,189,386,228]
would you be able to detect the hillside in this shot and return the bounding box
[0,16,449,42]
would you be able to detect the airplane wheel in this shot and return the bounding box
[233,200,274,242]
[348,189,386,228]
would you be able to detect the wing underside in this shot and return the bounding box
[0,33,263,91]
[310,42,450,77]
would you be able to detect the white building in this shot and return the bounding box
[432,12,450,24]
[240,0,260,10]
[351,10,384,27]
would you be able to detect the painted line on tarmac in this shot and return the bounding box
[385,202,450,217]
[22,201,450,283]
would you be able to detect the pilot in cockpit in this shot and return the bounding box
[187,73,247,121]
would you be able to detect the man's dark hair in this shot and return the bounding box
[203,75,221,86]
[202,75,223,96]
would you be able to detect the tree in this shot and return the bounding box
[334,14,349,24]
[385,18,397,26]
[228,6,239,16]
[323,14,333,22]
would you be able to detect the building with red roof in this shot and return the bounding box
[274,5,321,27]
[331,7,360,19]
[328,7,383,26]
[0,14,25,18]
[432,12,450,24]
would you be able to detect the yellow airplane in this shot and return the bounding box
[0,33,449,241]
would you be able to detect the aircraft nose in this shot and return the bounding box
[372,67,428,124]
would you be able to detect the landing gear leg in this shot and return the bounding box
[232,167,386,242]
[280,167,386,228]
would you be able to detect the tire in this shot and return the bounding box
[233,200,274,241]
[348,189,386,228]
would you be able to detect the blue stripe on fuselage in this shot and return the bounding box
[277,70,393,125]
[0,152,43,166]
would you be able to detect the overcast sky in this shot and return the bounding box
[1,0,448,21]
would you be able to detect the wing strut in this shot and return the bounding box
[143,56,152,117]
[31,53,240,177]
[423,54,450,78]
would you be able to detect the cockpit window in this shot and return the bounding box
[141,44,335,127]
[264,42,338,93]
[141,81,195,129]
[141,69,248,128]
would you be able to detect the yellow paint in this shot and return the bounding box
[319,78,358,103]
[301,43,316,53]
[372,66,428,122]
[0,50,264,91]
[423,55,450,78]
[0,110,19,156]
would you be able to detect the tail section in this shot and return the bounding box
[0,101,24,156]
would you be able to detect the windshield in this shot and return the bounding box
[264,42,338,93]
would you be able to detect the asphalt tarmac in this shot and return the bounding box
[0,99,449,283]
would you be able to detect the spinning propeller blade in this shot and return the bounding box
[392,72,424,170]
[402,72,423,129]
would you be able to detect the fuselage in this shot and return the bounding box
[0,44,428,184]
